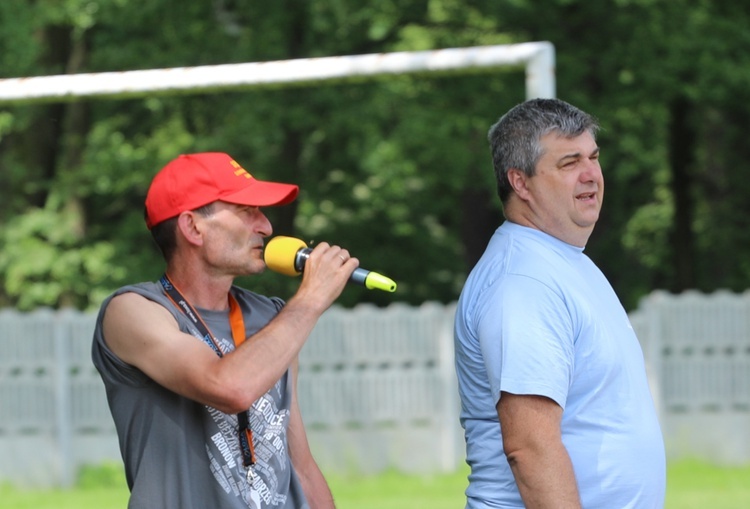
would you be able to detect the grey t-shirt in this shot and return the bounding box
[92,281,309,509]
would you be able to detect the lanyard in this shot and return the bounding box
[159,274,257,470]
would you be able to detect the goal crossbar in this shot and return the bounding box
[0,42,555,105]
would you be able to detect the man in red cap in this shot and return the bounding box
[92,153,356,509]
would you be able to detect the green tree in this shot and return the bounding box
[2,0,750,311]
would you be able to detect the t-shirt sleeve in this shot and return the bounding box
[476,274,574,408]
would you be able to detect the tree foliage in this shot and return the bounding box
[2,0,750,311]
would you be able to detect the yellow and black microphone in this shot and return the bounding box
[263,236,397,293]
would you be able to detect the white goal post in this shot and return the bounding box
[0,42,555,104]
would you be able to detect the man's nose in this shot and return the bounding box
[254,210,273,237]
[580,159,602,181]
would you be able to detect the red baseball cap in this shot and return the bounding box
[144,152,299,229]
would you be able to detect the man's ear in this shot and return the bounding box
[507,168,531,201]
[176,211,204,247]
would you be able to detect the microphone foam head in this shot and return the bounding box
[264,236,307,276]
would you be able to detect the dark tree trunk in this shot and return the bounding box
[667,97,696,291]
[460,186,501,271]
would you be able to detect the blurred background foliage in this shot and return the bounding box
[2,0,750,310]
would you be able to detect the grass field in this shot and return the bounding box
[1,459,749,508]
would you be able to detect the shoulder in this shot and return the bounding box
[98,282,179,331]
[99,281,169,306]
[230,286,285,313]
[103,284,177,328]
[463,224,562,303]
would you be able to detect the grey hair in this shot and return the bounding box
[488,98,600,204]
[149,202,216,262]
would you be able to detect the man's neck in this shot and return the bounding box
[504,211,592,248]
[164,265,234,311]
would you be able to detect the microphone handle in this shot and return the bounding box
[295,247,368,284]
[293,248,396,292]
[349,268,370,286]
[293,248,313,273]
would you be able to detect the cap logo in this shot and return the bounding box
[229,159,253,179]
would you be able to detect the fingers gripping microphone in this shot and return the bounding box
[264,236,397,293]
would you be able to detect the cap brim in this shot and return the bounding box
[221,180,299,207]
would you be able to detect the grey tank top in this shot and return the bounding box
[91,281,309,509]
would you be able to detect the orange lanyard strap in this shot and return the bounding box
[228,295,246,347]
[159,274,257,468]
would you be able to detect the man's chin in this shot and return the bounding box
[235,262,267,278]
[577,211,600,227]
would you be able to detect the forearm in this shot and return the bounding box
[288,360,336,508]
[507,441,581,509]
[213,296,325,412]
[497,393,581,509]
[297,462,335,509]
[220,246,355,407]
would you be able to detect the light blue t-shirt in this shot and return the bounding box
[454,221,665,509]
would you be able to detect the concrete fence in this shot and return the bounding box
[630,290,750,465]
[1,290,749,488]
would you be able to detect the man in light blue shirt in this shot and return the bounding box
[454,99,666,508]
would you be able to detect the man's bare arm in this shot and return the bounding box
[102,243,355,414]
[497,392,581,509]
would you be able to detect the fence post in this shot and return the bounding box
[54,310,74,488]
[437,302,461,472]
[643,292,665,425]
